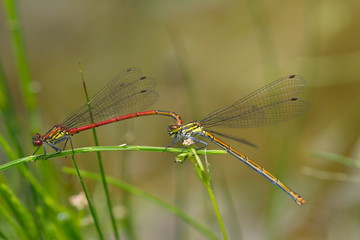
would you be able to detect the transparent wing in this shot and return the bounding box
[201,75,309,128]
[61,67,158,129]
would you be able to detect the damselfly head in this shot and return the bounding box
[32,133,43,147]
[167,124,180,135]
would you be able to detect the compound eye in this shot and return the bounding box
[168,125,179,131]
[32,133,43,146]
[33,139,43,147]
[167,125,180,135]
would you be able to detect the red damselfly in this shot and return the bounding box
[33,67,182,156]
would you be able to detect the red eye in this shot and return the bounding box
[32,133,43,146]
[33,139,43,146]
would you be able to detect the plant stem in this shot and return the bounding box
[80,67,120,240]
[70,154,104,240]
[189,148,228,240]
[0,145,226,171]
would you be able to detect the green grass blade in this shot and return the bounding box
[19,165,82,239]
[0,133,18,160]
[302,167,360,183]
[0,188,28,239]
[0,61,25,157]
[188,148,228,240]
[63,167,220,240]
[311,150,360,170]
[0,145,226,171]
[2,0,37,114]
[80,69,119,240]
[0,183,37,239]
[70,154,104,240]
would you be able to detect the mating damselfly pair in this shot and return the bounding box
[33,67,309,205]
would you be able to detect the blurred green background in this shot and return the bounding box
[1,0,359,239]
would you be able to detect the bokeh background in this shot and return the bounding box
[1,0,360,239]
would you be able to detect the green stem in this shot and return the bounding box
[80,68,119,240]
[70,154,104,240]
[63,167,220,240]
[189,148,228,240]
[0,145,226,171]
[2,0,38,126]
